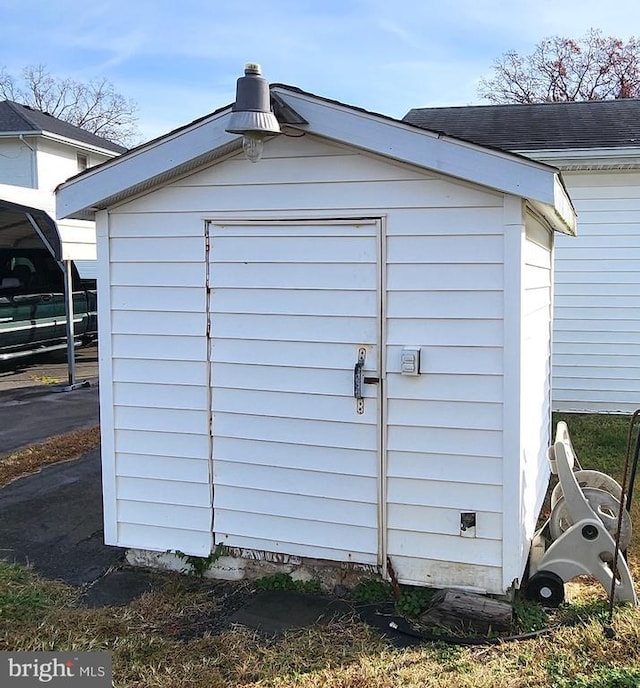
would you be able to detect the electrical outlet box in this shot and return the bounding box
[401,347,421,376]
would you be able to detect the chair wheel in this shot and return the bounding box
[525,571,565,607]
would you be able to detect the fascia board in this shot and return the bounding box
[57,108,237,220]
[0,128,122,155]
[40,131,123,157]
[272,88,560,207]
[519,146,640,170]
[0,131,40,137]
[553,176,577,235]
[529,177,577,237]
[518,146,640,160]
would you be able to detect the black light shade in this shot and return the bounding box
[226,63,281,137]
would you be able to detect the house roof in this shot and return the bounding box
[0,100,126,154]
[56,84,576,235]
[403,99,640,151]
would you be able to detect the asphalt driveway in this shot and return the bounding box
[0,342,99,393]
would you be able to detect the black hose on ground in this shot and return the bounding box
[357,604,566,647]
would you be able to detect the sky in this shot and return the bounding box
[3,0,640,143]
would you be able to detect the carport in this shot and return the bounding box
[0,198,87,390]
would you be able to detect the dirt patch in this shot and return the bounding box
[0,425,100,486]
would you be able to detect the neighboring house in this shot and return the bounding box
[404,100,640,414]
[57,84,576,596]
[0,99,125,269]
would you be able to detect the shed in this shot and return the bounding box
[56,82,576,596]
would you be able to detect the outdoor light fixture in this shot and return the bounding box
[226,63,281,162]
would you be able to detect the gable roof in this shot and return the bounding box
[0,100,126,154]
[403,99,640,152]
[56,84,575,234]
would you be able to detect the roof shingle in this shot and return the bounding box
[403,99,640,151]
[0,100,126,153]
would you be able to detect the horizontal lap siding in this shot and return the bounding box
[520,217,552,576]
[553,171,640,412]
[106,211,212,555]
[210,218,380,564]
[385,201,505,591]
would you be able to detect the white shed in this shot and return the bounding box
[56,82,576,596]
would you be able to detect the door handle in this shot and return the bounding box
[354,348,379,414]
[354,347,366,414]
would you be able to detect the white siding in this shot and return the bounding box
[520,214,553,576]
[553,170,640,412]
[103,211,212,556]
[0,139,34,187]
[385,200,505,592]
[36,138,113,194]
[37,138,111,259]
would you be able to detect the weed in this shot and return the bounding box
[396,585,436,618]
[173,542,226,577]
[353,580,434,618]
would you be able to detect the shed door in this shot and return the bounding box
[207,219,382,565]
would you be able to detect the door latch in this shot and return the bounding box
[354,347,366,414]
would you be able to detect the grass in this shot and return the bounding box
[0,426,100,486]
[553,412,634,479]
[0,414,639,686]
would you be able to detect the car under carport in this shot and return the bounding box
[0,198,95,388]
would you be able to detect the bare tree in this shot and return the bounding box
[0,64,139,146]
[479,29,640,103]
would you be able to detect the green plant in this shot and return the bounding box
[173,542,226,577]
[395,585,435,618]
[255,573,322,593]
[512,596,549,632]
[430,642,472,673]
[352,579,392,603]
